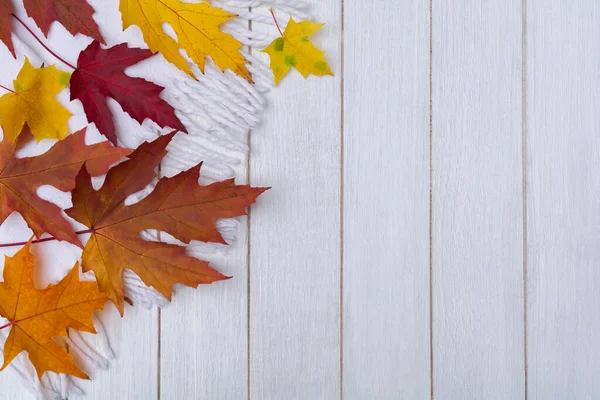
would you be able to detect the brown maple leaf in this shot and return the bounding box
[0,1,15,57]
[0,241,108,379]
[66,132,268,314]
[23,0,103,44]
[0,128,130,247]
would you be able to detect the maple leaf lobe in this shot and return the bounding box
[0,241,107,379]
[71,41,186,145]
[0,1,15,57]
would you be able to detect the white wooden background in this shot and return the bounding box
[1,0,600,399]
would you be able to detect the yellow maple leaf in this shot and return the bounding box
[120,0,251,81]
[262,18,333,86]
[0,59,72,143]
[0,241,107,379]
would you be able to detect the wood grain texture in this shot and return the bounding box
[431,1,525,398]
[526,2,600,398]
[160,218,249,399]
[0,217,46,400]
[342,1,431,399]
[83,305,158,400]
[249,1,342,398]
[0,222,159,400]
[0,373,25,400]
[158,42,251,400]
[4,2,600,398]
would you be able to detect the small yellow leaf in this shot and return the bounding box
[262,18,333,86]
[120,0,251,81]
[0,59,72,142]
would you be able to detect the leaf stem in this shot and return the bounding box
[11,14,77,70]
[0,321,14,330]
[269,8,284,36]
[0,229,93,249]
[0,84,15,93]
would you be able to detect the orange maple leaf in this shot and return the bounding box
[0,128,130,247]
[0,241,108,379]
[66,132,268,314]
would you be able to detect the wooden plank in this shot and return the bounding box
[0,374,29,400]
[0,217,45,400]
[342,1,431,399]
[431,1,525,398]
[159,211,249,399]
[158,5,252,399]
[526,2,600,397]
[83,306,159,400]
[249,0,342,398]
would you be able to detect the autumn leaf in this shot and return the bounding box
[0,58,72,142]
[262,18,332,85]
[0,1,15,57]
[0,241,108,379]
[66,132,268,314]
[120,0,251,80]
[71,41,186,146]
[23,0,103,44]
[0,127,130,247]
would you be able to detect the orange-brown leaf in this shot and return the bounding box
[23,0,103,44]
[0,128,130,247]
[0,241,108,379]
[0,1,15,57]
[66,132,268,314]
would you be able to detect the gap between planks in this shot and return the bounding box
[157,165,162,400]
[521,0,529,398]
[339,0,345,399]
[429,0,434,399]
[246,8,253,400]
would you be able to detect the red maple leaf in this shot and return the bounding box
[70,41,186,145]
[23,0,103,44]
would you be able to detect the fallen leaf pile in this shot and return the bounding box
[0,0,331,385]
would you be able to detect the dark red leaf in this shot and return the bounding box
[23,0,103,43]
[70,41,186,145]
